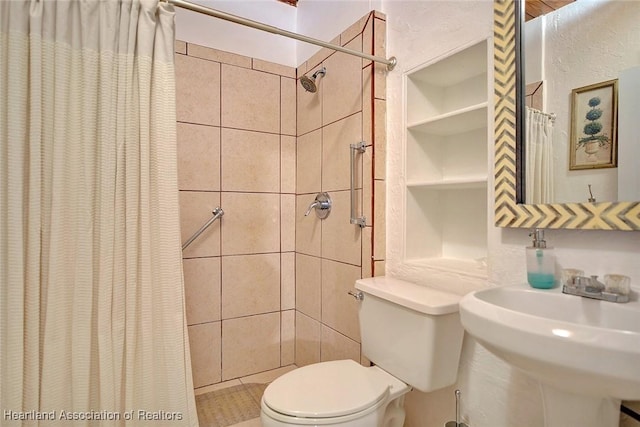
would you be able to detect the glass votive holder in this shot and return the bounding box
[561,268,584,286]
[604,274,631,296]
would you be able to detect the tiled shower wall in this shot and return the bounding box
[175,41,297,389]
[294,12,387,367]
[175,10,387,389]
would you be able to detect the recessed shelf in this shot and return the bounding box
[408,41,488,88]
[403,38,490,272]
[407,102,488,136]
[406,176,488,190]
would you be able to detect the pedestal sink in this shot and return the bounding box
[459,284,640,427]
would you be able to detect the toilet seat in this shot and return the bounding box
[262,360,405,420]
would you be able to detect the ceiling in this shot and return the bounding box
[277,0,575,20]
[525,0,575,21]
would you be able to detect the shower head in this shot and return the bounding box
[300,67,326,93]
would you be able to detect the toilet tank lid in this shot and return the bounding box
[355,277,461,315]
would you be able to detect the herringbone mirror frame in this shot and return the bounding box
[493,0,640,230]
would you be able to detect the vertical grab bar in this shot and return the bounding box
[182,206,224,251]
[350,141,367,228]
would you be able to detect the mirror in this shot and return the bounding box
[519,0,640,205]
[493,0,640,230]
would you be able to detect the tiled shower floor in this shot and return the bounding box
[194,366,296,427]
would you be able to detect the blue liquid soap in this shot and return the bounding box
[526,247,555,289]
[527,272,555,289]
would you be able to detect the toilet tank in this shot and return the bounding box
[355,277,464,393]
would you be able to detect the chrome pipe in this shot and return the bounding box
[166,0,397,70]
[182,207,224,251]
[350,142,367,228]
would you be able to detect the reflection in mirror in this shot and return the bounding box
[518,0,640,205]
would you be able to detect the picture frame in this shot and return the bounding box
[569,79,618,170]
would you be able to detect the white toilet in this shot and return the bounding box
[261,276,465,427]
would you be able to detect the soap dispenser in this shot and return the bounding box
[526,229,556,289]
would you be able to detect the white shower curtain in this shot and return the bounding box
[0,1,197,425]
[525,107,555,204]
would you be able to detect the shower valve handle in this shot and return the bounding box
[304,192,331,220]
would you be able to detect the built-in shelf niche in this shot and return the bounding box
[404,38,490,274]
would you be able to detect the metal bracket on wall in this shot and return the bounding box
[350,141,367,228]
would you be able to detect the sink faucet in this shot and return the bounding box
[563,274,629,303]
[573,275,605,293]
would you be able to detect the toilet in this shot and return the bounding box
[261,276,465,427]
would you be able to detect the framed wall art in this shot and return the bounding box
[569,79,618,170]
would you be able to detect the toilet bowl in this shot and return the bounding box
[260,276,465,427]
[261,360,409,427]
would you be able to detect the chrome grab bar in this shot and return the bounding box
[350,141,367,228]
[182,206,224,251]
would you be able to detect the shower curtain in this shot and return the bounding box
[0,1,197,425]
[525,107,555,204]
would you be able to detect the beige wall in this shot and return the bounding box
[175,40,297,389]
[294,11,387,367]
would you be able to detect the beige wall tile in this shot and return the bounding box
[373,19,387,100]
[222,313,280,380]
[281,252,295,310]
[373,17,386,58]
[373,260,385,277]
[295,311,321,367]
[297,61,308,78]
[322,190,362,266]
[297,65,323,136]
[253,59,296,78]
[363,66,373,143]
[222,253,280,319]
[295,253,321,320]
[296,129,322,194]
[362,16,373,68]
[373,180,386,261]
[281,310,295,366]
[239,366,296,385]
[221,65,280,133]
[306,35,339,71]
[188,322,221,388]
[361,227,373,279]
[323,37,363,126]
[374,11,386,20]
[281,195,295,252]
[341,13,372,48]
[321,325,360,363]
[177,123,220,191]
[175,40,187,55]
[321,259,361,342]
[281,78,297,137]
[322,113,362,192]
[361,354,372,367]
[221,128,279,193]
[188,43,251,68]
[183,257,221,325]
[281,135,296,194]
[295,194,321,257]
[176,54,220,126]
[374,99,387,180]
[180,191,221,258]
[195,379,241,396]
[221,192,280,255]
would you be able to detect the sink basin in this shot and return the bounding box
[459,283,640,427]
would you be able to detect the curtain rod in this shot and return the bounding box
[165,0,397,70]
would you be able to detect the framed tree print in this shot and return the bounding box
[570,79,618,170]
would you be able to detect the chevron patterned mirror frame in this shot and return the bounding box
[493,0,640,230]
